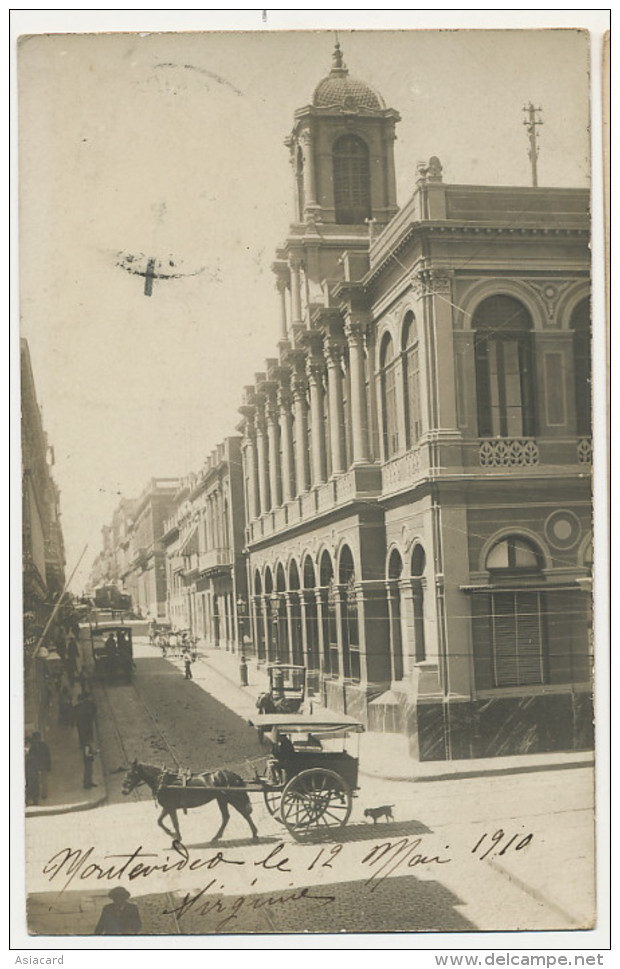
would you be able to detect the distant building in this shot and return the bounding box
[234,45,593,760]
[118,478,179,618]
[161,438,248,647]
[21,338,67,730]
[21,338,66,626]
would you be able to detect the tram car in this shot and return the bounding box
[90,623,134,683]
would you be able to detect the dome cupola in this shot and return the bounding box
[312,43,386,111]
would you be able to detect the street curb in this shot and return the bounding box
[26,723,108,818]
[360,755,594,784]
[25,790,107,818]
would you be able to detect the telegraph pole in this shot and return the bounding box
[523,102,543,187]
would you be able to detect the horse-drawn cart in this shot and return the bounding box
[122,712,364,843]
[252,712,364,839]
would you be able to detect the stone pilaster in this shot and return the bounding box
[278,386,295,502]
[345,318,370,464]
[289,253,303,325]
[254,405,270,514]
[306,354,327,485]
[265,389,282,509]
[324,338,346,474]
[291,370,310,494]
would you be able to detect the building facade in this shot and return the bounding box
[235,46,593,760]
[21,338,67,730]
[162,438,248,649]
[21,338,67,627]
[118,478,179,619]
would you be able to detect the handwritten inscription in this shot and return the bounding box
[472,829,534,860]
[41,830,533,906]
[162,880,335,931]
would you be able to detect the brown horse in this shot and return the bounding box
[122,760,258,844]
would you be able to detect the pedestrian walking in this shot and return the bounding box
[183,651,193,680]
[82,741,98,789]
[74,691,97,746]
[94,887,141,935]
[28,731,51,800]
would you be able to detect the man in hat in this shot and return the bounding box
[94,887,142,935]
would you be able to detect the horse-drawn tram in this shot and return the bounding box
[90,623,134,683]
[122,712,364,843]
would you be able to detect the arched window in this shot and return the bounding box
[473,296,535,437]
[485,536,547,687]
[253,571,265,662]
[571,299,591,437]
[381,333,399,459]
[411,545,427,664]
[333,135,371,225]
[288,560,302,667]
[275,564,289,663]
[303,557,319,672]
[402,312,422,447]
[339,546,360,682]
[388,549,404,680]
[319,551,338,677]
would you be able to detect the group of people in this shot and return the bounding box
[149,623,198,680]
[102,629,134,681]
[25,620,103,805]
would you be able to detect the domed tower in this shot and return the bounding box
[274,44,401,327]
[285,42,400,227]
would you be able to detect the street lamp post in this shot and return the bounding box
[236,594,249,686]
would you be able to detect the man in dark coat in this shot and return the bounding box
[94,887,142,935]
[74,691,97,746]
[28,731,51,800]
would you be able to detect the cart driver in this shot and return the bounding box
[265,727,295,785]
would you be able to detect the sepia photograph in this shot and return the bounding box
[14,11,607,948]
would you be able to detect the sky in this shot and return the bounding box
[17,24,592,591]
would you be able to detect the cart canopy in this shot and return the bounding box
[248,712,364,735]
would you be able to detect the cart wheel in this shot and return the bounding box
[263,788,284,821]
[280,768,351,840]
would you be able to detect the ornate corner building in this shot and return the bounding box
[235,45,593,760]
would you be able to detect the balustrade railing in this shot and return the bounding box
[478,438,539,468]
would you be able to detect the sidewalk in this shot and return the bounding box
[25,717,106,818]
[189,645,594,783]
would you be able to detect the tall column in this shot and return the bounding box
[307,356,327,485]
[291,372,310,493]
[266,391,282,508]
[255,408,270,513]
[289,254,303,325]
[324,340,346,474]
[345,319,370,464]
[241,418,260,521]
[278,387,295,502]
[276,276,289,341]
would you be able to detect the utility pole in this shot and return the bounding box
[523,102,543,187]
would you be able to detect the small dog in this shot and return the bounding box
[364,805,394,824]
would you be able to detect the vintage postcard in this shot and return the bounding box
[14,12,608,952]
